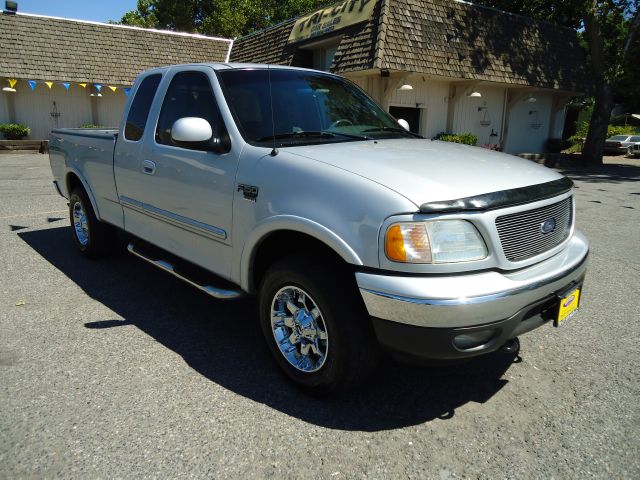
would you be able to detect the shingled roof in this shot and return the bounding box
[0,12,233,85]
[230,0,589,93]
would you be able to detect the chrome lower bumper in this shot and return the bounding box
[357,231,589,329]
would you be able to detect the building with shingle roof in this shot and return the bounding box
[231,0,588,154]
[0,10,232,139]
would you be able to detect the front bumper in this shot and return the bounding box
[357,231,589,360]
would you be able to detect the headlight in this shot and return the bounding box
[385,220,487,264]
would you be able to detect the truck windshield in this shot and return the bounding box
[217,68,420,147]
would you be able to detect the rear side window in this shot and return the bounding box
[630,136,640,142]
[124,74,162,141]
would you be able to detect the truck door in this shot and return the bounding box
[114,66,240,279]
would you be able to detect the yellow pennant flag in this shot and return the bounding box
[9,79,17,88]
[108,86,117,92]
[78,83,87,88]
[45,81,53,89]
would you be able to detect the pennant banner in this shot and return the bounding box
[94,84,102,92]
[108,86,117,92]
[45,82,53,89]
[9,79,17,88]
[123,88,131,97]
[79,83,87,88]
[27,80,37,90]
[61,82,71,91]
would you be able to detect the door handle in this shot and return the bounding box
[142,160,156,175]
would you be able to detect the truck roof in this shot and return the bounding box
[143,63,335,75]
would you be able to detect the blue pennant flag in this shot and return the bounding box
[61,82,71,91]
[94,84,103,92]
[123,87,131,97]
[27,80,37,91]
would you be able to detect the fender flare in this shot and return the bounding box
[239,215,363,292]
[65,167,102,221]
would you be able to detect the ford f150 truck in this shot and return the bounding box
[49,63,589,394]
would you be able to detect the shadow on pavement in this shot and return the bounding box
[559,162,640,184]
[19,226,518,432]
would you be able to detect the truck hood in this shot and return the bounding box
[284,139,563,208]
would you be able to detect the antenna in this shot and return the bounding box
[267,64,278,157]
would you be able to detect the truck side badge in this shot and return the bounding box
[237,184,259,202]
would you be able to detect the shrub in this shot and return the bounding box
[0,123,30,140]
[566,124,640,153]
[607,125,639,137]
[79,124,107,129]
[434,132,478,146]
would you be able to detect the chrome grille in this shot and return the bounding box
[495,197,573,262]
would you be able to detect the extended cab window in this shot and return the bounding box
[155,71,228,151]
[124,74,161,141]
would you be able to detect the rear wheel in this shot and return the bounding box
[259,254,379,395]
[68,188,117,258]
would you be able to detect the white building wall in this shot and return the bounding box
[348,74,449,139]
[0,91,8,125]
[96,89,127,127]
[388,76,449,139]
[12,82,93,139]
[504,92,553,154]
[2,81,127,139]
[348,75,563,154]
[553,107,566,138]
[452,85,505,147]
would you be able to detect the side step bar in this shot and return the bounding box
[127,242,243,300]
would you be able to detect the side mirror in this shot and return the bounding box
[397,118,410,131]
[171,117,213,143]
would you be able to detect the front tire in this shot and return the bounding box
[68,188,117,258]
[259,254,379,395]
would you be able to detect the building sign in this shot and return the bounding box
[288,0,376,44]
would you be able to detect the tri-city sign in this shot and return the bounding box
[288,0,376,43]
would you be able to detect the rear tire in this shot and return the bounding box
[68,188,117,258]
[258,253,380,395]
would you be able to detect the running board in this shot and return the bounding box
[127,242,243,300]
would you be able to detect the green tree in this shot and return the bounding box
[470,0,639,165]
[117,0,334,38]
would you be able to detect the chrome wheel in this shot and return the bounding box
[270,286,329,373]
[72,201,89,246]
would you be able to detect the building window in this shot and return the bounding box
[313,46,337,71]
[389,106,422,135]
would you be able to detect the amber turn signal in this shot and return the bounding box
[385,224,407,262]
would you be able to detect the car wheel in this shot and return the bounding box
[68,188,117,258]
[259,254,380,395]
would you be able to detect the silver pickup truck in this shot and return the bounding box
[49,63,589,394]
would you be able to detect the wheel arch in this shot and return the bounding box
[240,215,363,293]
[65,170,102,221]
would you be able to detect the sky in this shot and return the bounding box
[12,0,139,23]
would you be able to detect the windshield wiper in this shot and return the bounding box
[362,126,423,138]
[256,131,369,142]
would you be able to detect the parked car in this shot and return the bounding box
[49,64,589,394]
[628,143,640,158]
[604,134,640,154]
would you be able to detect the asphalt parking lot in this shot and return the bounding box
[1,152,639,479]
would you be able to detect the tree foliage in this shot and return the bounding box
[471,0,639,164]
[117,0,335,38]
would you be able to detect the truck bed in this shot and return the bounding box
[49,127,121,227]
[51,127,118,140]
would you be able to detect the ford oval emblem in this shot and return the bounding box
[540,218,556,234]
[563,295,576,308]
